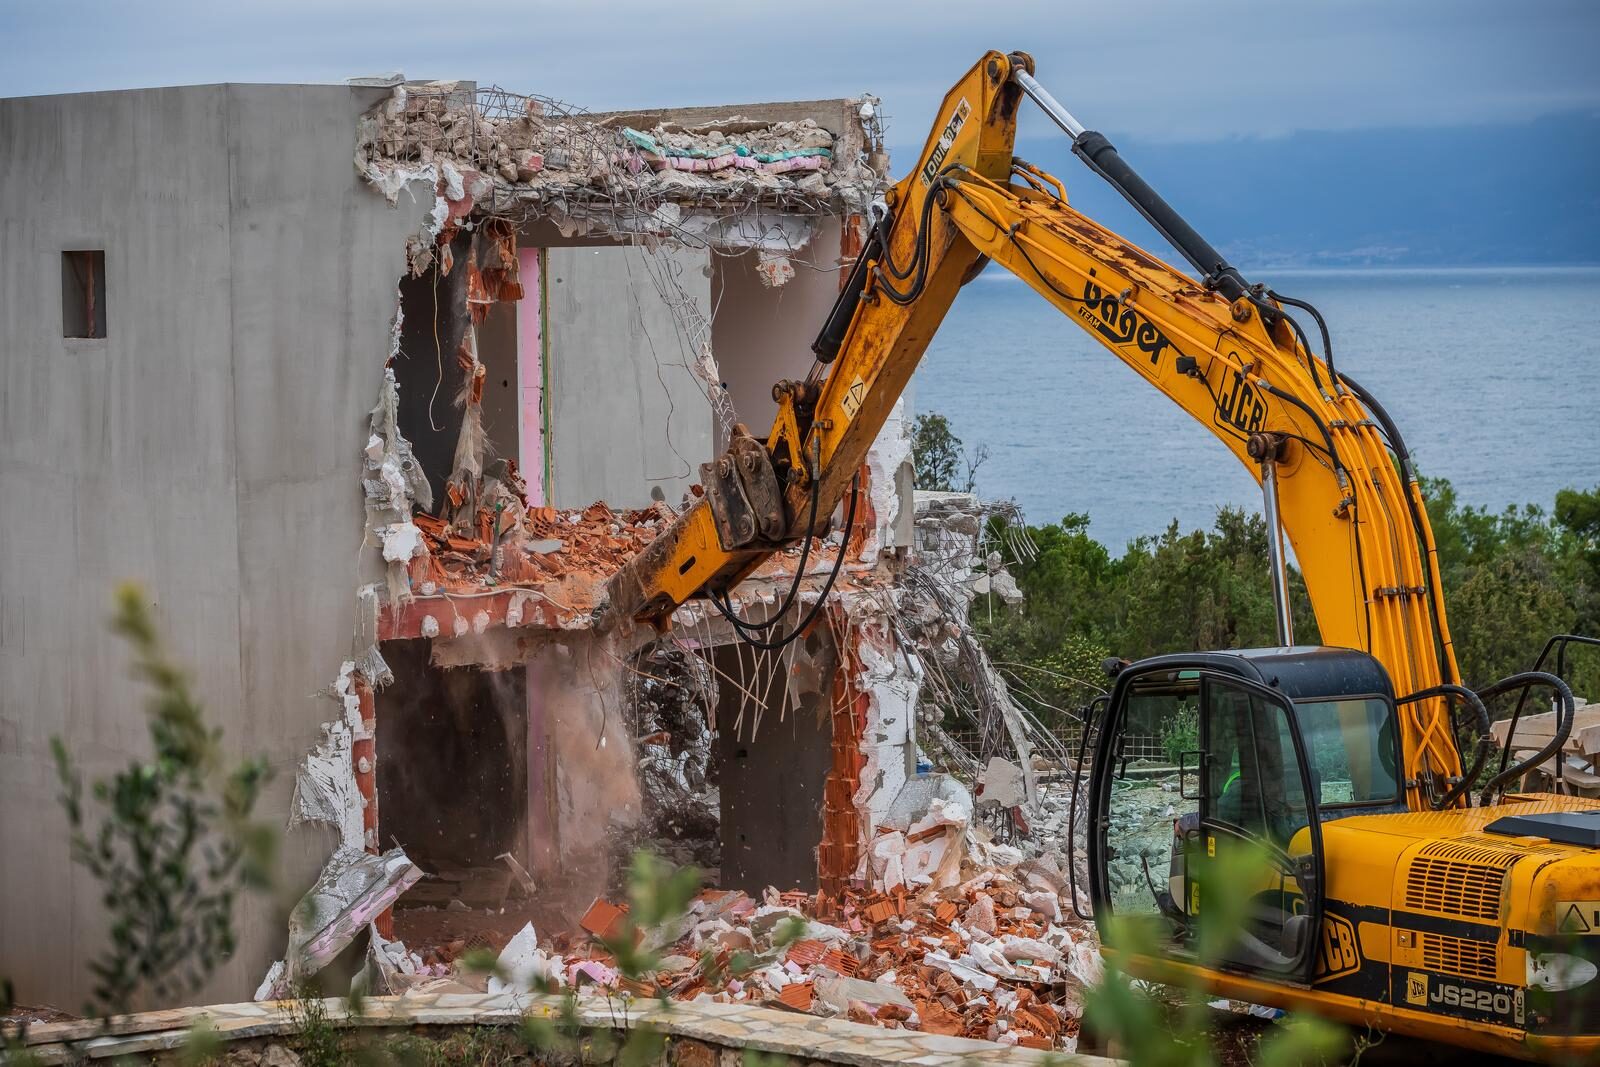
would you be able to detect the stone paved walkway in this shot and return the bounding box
[16,991,1113,1065]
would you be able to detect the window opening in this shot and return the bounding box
[62,250,106,338]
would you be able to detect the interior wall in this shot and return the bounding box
[710,217,843,433]
[514,247,546,506]
[394,227,472,507]
[712,628,836,893]
[542,245,712,509]
[476,298,520,475]
[376,639,529,871]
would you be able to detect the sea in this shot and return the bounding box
[911,267,1600,548]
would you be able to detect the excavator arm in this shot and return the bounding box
[602,51,1467,802]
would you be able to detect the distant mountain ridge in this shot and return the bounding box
[890,110,1600,268]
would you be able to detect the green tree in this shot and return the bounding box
[977,508,1319,728]
[1423,476,1598,698]
[910,412,986,493]
[1555,484,1600,633]
[1450,549,1577,688]
[1111,509,1316,660]
[981,513,1116,654]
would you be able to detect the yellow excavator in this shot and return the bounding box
[600,51,1600,1061]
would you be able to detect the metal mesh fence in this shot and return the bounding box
[938,723,1168,764]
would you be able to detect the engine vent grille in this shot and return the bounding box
[1421,932,1498,981]
[1403,841,1517,920]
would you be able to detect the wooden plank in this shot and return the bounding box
[1492,705,1600,755]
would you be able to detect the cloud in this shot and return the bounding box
[3,0,1597,144]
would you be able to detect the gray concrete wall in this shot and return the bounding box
[0,83,431,1008]
[711,218,844,432]
[476,300,521,471]
[543,246,712,509]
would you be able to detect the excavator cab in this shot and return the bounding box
[1085,647,1402,984]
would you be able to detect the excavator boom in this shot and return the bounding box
[604,50,1462,798]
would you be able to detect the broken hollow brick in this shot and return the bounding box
[351,673,379,854]
[775,981,815,1012]
[820,948,860,976]
[346,670,394,940]
[785,939,828,968]
[579,898,627,941]
[862,899,897,925]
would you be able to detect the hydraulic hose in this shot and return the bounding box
[1338,371,1458,688]
[1396,684,1493,810]
[1270,290,1341,393]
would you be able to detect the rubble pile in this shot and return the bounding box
[382,484,854,635]
[411,500,666,593]
[1105,774,1187,913]
[472,846,1099,1054]
[356,81,884,219]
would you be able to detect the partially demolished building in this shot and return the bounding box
[0,76,1092,1051]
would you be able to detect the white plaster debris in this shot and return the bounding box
[274,848,423,993]
[367,923,440,993]
[756,251,795,287]
[976,757,1027,810]
[364,367,433,606]
[904,491,1044,806]
[380,520,425,563]
[846,609,926,860]
[334,660,367,734]
[289,661,370,852]
[252,961,285,1003]
[488,923,563,995]
[863,397,915,558]
[691,341,738,452]
[288,719,366,854]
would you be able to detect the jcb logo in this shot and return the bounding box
[1315,914,1361,982]
[1215,370,1267,434]
[1406,971,1428,1005]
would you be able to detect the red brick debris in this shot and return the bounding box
[381,496,855,640]
[450,861,1099,1055]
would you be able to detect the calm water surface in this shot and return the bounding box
[912,267,1600,547]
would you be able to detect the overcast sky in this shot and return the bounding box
[3,0,1597,146]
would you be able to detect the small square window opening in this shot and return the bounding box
[62,250,106,338]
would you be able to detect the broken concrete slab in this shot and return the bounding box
[813,974,914,1017]
[486,923,562,995]
[975,757,1026,810]
[268,847,422,995]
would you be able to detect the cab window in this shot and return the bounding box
[1204,681,1311,847]
[1293,697,1399,806]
